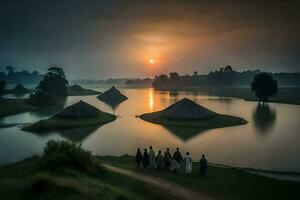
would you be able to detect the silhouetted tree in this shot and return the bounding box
[224,65,233,73]
[251,73,278,102]
[38,66,68,97]
[0,80,6,96]
[27,90,58,107]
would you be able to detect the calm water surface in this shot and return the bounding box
[1,87,300,172]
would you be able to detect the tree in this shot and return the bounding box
[38,66,68,97]
[251,73,278,103]
[224,65,233,73]
[0,80,6,96]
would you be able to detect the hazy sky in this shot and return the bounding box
[0,0,299,79]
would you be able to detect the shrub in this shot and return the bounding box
[26,90,58,107]
[40,140,94,171]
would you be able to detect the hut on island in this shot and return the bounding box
[97,86,128,105]
[67,84,101,96]
[139,98,247,132]
[23,100,116,132]
[56,100,101,118]
[11,84,29,94]
[163,98,215,120]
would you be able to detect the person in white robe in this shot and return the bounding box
[149,145,156,169]
[184,152,193,174]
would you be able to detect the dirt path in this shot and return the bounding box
[103,164,216,200]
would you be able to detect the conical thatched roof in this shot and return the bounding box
[11,84,29,94]
[55,100,101,118]
[163,98,215,120]
[97,86,128,103]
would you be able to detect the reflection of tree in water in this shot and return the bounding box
[169,91,179,103]
[162,125,208,141]
[252,103,276,134]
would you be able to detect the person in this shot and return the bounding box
[134,148,143,168]
[184,152,193,174]
[155,150,164,170]
[173,147,183,164]
[149,145,156,169]
[142,149,149,168]
[164,148,172,168]
[199,154,208,175]
[169,159,180,172]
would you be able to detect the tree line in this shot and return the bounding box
[0,66,43,84]
[152,66,300,89]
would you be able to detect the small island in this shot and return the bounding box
[67,84,101,96]
[140,98,247,129]
[23,100,116,132]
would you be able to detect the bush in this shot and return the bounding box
[26,90,58,107]
[40,140,94,171]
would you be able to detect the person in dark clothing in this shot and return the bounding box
[199,154,208,175]
[173,147,183,164]
[142,149,150,168]
[164,147,172,168]
[135,148,143,168]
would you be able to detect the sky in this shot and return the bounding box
[0,0,299,79]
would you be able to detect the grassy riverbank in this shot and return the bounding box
[156,87,300,105]
[0,156,172,200]
[0,98,36,118]
[99,155,300,200]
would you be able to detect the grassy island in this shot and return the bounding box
[0,98,36,117]
[139,98,247,132]
[23,101,116,132]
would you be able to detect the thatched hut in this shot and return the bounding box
[97,86,128,104]
[11,84,29,94]
[163,98,215,120]
[139,98,247,132]
[56,100,100,118]
[67,84,100,96]
[23,100,116,132]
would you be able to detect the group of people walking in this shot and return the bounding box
[135,146,208,175]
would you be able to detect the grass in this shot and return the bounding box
[0,98,36,117]
[99,155,300,200]
[156,86,300,105]
[140,111,247,129]
[23,112,116,132]
[0,141,171,200]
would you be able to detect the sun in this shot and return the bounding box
[149,59,154,64]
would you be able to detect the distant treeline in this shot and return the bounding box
[73,78,154,86]
[153,66,300,89]
[0,66,43,84]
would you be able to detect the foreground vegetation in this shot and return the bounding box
[0,141,171,200]
[0,98,36,117]
[99,155,300,200]
[23,113,116,132]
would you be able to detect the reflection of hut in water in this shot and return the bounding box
[163,125,208,141]
[163,98,215,120]
[58,125,100,142]
[97,86,128,111]
[252,103,276,134]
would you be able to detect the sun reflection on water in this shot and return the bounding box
[149,88,154,111]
